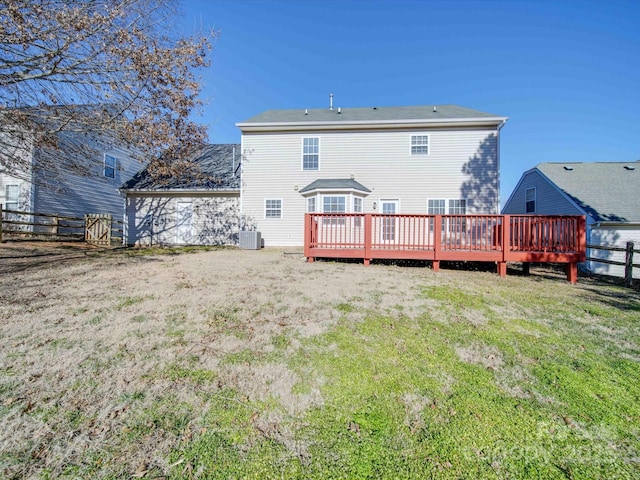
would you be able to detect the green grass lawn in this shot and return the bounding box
[1,248,638,479]
[167,276,640,479]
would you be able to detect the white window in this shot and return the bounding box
[104,154,116,178]
[265,199,282,218]
[307,196,316,213]
[302,137,319,170]
[448,199,466,215]
[323,195,345,214]
[5,185,19,211]
[428,199,446,215]
[525,188,536,213]
[411,135,429,155]
[353,197,362,214]
[353,197,363,227]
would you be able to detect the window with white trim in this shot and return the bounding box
[307,196,316,213]
[428,199,446,215]
[104,154,116,178]
[302,137,319,170]
[322,195,346,225]
[265,199,282,218]
[525,188,536,213]
[448,199,466,215]
[323,195,345,214]
[5,185,19,210]
[353,196,363,227]
[411,135,429,155]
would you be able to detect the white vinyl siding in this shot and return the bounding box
[124,194,241,246]
[410,134,429,155]
[525,187,536,213]
[302,137,319,170]
[241,128,499,246]
[265,199,282,218]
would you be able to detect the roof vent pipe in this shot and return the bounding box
[338,107,341,114]
[433,106,437,112]
[305,109,308,115]
[329,93,334,110]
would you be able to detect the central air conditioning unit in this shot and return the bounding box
[239,231,261,250]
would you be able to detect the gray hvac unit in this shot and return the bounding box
[239,231,261,250]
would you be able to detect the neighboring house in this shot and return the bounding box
[0,109,140,222]
[502,161,640,279]
[121,144,243,246]
[237,104,508,246]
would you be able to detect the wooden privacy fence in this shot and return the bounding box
[304,214,586,283]
[1,205,123,245]
[587,242,638,288]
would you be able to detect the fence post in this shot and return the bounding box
[625,242,635,288]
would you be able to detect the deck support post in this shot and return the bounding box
[566,263,578,284]
[432,260,440,272]
[307,257,314,263]
[523,262,530,275]
[497,262,507,278]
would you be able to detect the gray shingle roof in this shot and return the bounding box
[121,144,241,191]
[537,161,640,222]
[238,104,505,125]
[299,178,372,194]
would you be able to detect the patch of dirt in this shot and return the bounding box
[0,246,436,478]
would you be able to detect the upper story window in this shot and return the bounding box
[104,154,116,178]
[411,135,429,155]
[302,137,319,170]
[5,185,19,211]
[265,199,282,218]
[525,188,536,213]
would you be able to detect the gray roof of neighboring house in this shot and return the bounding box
[238,104,505,125]
[536,161,640,222]
[299,178,372,194]
[121,144,241,191]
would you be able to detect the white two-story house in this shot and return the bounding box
[237,104,508,247]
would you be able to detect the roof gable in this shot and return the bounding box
[536,161,640,222]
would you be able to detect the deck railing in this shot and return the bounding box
[304,214,586,283]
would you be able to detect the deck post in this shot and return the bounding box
[522,263,530,275]
[304,213,313,263]
[497,262,507,277]
[364,214,372,266]
[567,263,578,284]
[433,215,442,271]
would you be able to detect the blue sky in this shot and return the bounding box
[180,0,640,205]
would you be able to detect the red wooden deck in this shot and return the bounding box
[304,214,586,283]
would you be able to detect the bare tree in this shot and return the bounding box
[0,0,214,179]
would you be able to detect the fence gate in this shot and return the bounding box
[85,214,112,246]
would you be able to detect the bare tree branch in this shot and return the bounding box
[0,0,215,180]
